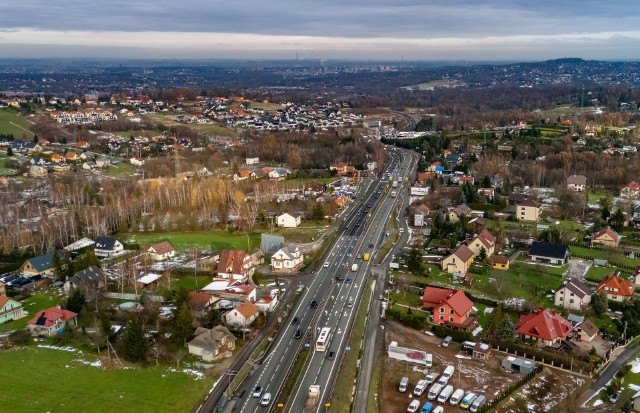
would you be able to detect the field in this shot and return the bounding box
[570,245,637,267]
[0,346,211,412]
[142,113,237,137]
[0,108,34,138]
[0,292,61,333]
[401,79,464,91]
[118,231,260,252]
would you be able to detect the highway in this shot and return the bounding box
[217,146,417,413]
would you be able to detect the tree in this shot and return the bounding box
[121,317,147,362]
[65,289,86,313]
[98,311,115,343]
[406,248,423,275]
[312,202,324,221]
[173,302,194,346]
[6,147,12,156]
[52,251,64,282]
[609,209,625,232]
[205,308,222,328]
[495,317,516,341]
[591,292,608,315]
[62,251,74,281]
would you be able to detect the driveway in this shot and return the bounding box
[566,258,591,279]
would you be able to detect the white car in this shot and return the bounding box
[252,386,262,398]
[407,399,420,412]
[261,393,272,406]
[324,262,330,268]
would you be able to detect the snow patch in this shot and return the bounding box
[629,358,640,373]
[592,399,603,407]
[38,344,78,353]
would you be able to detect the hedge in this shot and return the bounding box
[478,365,543,412]
[432,325,473,342]
[386,307,429,330]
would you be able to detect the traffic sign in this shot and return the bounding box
[345,346,351,350]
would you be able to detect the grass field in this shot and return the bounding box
[0,347,211,412]
[142,113,237,137]
[0,292,61,332]
[105,163,136,178]
[118,231,260,252]
[570,245,637,267]
[0,108,34,138]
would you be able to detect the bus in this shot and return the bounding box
[315,327,331,352]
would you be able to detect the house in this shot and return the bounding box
[63,265,104,298]
[591,226,620,248]
[27,307,78,336]
[566,175,587,191]
[96,157,111,168]
[491,255,510,270]
[271,246,304,272]
[303,182,324,197]
[516,308,572,346]
[146,241,175,261]
[596,275,635,302]
[233,169,250,181]
[28,164,48,178]
[458,175,475,185]
[64,151,81,163]
[187,326,236,362]
[94,236,125,259]
[554,278,591,310]
[576,319,599,343]
[508,193,528,205]
[422,287,476,331]
[135,273,162,289]
[276,212,301,228]
[621,181,640,199]
[188,291,219,317]
[255,295,278,313]
[516,198,542,221]
[447,204,472,223]
[223,301,260,327]
[330,162,350,175]
[0,296,26,324]
[478,187,495,199]
[216,249,255,281]
[441,245,475,275]
[20,250,64,277]
[472,343,492,361]
[529,241,570,265]
[75,140,91,149]
[50,153,65,163]
[466,229,496,257]
[82,161,96,170]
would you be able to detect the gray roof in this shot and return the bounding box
[579,319,599,337]
[188,325,235,352]
[25,250,64,273]
[562,279,591,299]
[67,265,103,288]
[530,241,569,259]
[94,236,120,251]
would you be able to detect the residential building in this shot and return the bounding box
[271,246,304,272]
[27,307,78,336]
[576,319,599,343]
[620,181,640,199]
[223,301,260,327]
[440,245,475,275]
[516,308,572,346]
[516,198,542,221]
[146,241,176,261]
[447,204,472,223]
[187,326,236,362]
[566,175,587,191]
[276,212,301,228]
[0,296,26,324]
[63,265,104,298]
[94,236,124,259]
[20,250,64,277]
[596,275,635,302]
[255,295,278,313]
[188,291,219,317]
[529,241,570,265]
[329,162,354,175]
[508,193,527,205]
[490,255,510,270]
[466,229,496,257]
[422,287,476,331]
[216,249,255,281]
[591,226,620,248]
[554,278,591,310]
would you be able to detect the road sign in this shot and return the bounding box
[345,346,351,351]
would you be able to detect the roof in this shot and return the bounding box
[218,249,252,275]
[453,245,475,262]
[256,295,275,304]
[596,275,635,297]
[188,291,217,310]
[273,246,300,260]
[423,288,473,316]
[519,198,542,208]
[279,211,300,219]
[64,237,95,252]
[491,255,510,265]
[443,290,474,316]
[592,226,620,242]
[516,308,572,342]
[508,193,527,203]
[147,241,175,255]
[561,278,590,299]
[25,250,64,272]
[422,287,456,308]
[94,236,120,251]
[136,273,162,285]
[529,241,569,259]
[28,307,78,327]
[567,175,587,185]
[454,204,472,216]
[579,319,599,337]
[231,301,260,319]
[188,325,235,351]
[68,265,103,288]
[0,296,19,309]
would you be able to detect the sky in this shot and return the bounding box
[0,1,639,61]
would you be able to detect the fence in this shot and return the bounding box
[102,292,164,302]
[478,364,543,412]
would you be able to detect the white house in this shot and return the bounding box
[271,246,304,272]
[145,241,175,261]
[276,212,301,228]
[223,301,260,328]
[255,295,278,313]
[554,278,591,311]
[94,236,125,259]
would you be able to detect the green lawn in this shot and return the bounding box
[0,292,61,332]
[118,231,260,252]
[0,108,34,138]
[0,152,19,175]
[0,347,211,412]
[168,275,213,292]
[105,163,136,178]
[274,226,325,244]
[585,265,619,282]
[570,245,638,267]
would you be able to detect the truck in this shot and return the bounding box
[304,385,320,413]
[351,263,359,272]
[363,253,370,261]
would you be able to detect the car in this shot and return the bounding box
[261,393,272,406]
[252,386,263,398]
[407,399,421,413]
[369,243,374,248]
[442,336,453,347]
[345,278,352,284]
[355,222,360,227]
[356,254,362,259]
[327,351,336,360]
[291,317,300,326]
[610,392,620,403]
[294,329,303,339]
[310,300,318,308]
[323,262,330,268]
[335,275,345,282]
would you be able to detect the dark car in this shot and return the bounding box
[369,243,374,248]
[310,300,318,308]
[345,278,353,284]
[291,317,300,326]
[294,329,303,339]
[335,275,345,282]
[327,351,336,360]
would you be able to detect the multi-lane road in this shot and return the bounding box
[213,147,417,413]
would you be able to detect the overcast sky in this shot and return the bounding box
[0,1,638,60]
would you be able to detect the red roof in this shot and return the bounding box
[422,287,455,308]
[28,307,78,327]
[257,295,274,304]
[443,290,474,316]
[592,226,619,242]
[516,308,572,342]
[622,181,640,191]
[596,275,635,297]
[189,291,215,309]
[218,249,252,275]
[147,241,174,255]
[232,301,260,318]
[491,255,510,265]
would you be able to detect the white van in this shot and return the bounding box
[437,385,454,404]
[436,374,449,387]
[470,395,486,412]
[413,379,427,396]
[442,365,455,380]
[425,353,433,368]
[425,372,437,385]
[449,388,465,406]
[427,383,443,401]
[399,376,409,392]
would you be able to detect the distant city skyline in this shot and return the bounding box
[0,1,638,60]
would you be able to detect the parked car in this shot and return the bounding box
[442,336,452,347]
[407,399,420,413]
[610,392,620,403]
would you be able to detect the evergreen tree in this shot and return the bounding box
[121,317,147,362]
[205,308,222,328]
[65,289,86,313]
[495,317,516,341]
[609,209,625,232]
[406,248,423,275]
[312,202,324,221]
[482,176,492,188]
[6,147,13,156]
[591,292,608,315]
[63,251,74,281]
[173,302,194,346]
[52,250,65,282]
